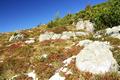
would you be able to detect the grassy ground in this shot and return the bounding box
[0,24,120,80]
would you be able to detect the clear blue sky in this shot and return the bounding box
[0,0,106,32]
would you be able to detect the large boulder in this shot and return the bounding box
[106,26,120,39]
[76,20,94,32]
[76,41,118,74]
[9,33,24,41]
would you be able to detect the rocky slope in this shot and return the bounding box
[0,0,120,80]
[0,19,120,80]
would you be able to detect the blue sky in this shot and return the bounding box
[0,0,106,32]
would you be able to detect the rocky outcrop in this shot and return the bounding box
[106,26,120,39]
[76,20,94,32]
[9,33,24,41]
[39,20,95,42]
[39,31,88,42]
[76,41,118,74]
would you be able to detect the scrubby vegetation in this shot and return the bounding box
[47,0,120,31]
[0,0,120,80]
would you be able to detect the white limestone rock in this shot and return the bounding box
[41,54,48,58]
[63,56,76,66]
[61,31,75,40]
[77,40,92,47]
[27,70,37,80]
[106,26,120,35]
[49,73,65,80]
[39,31,88,42]
[25,38,35,44]
[76,41,118,74]
[51,34,61,40]
[11,70,38,80]
[75,32,88,36]
[39,32,54,42]
[9,33,24,41]
[76,20,85,30]
[84,20,94,32]
[49,56,76,80]
[106,26,120,39]
[111,33,120,39]
[76,20,94,32]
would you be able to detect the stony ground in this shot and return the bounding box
[0,20,120,80]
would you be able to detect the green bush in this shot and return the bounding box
[46,0,120,31]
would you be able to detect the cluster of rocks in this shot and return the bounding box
[39,20,95,42]
[9,20,95,43]
[39,31,88,42]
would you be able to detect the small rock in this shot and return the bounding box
[25,38,35,44]
[27,70,37,80]
[41,54,48,58]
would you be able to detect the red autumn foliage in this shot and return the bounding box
[63,44,84,56]
[48,53,67,62]
[7,42,24,53]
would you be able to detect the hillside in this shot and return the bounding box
[0,0,120,80]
